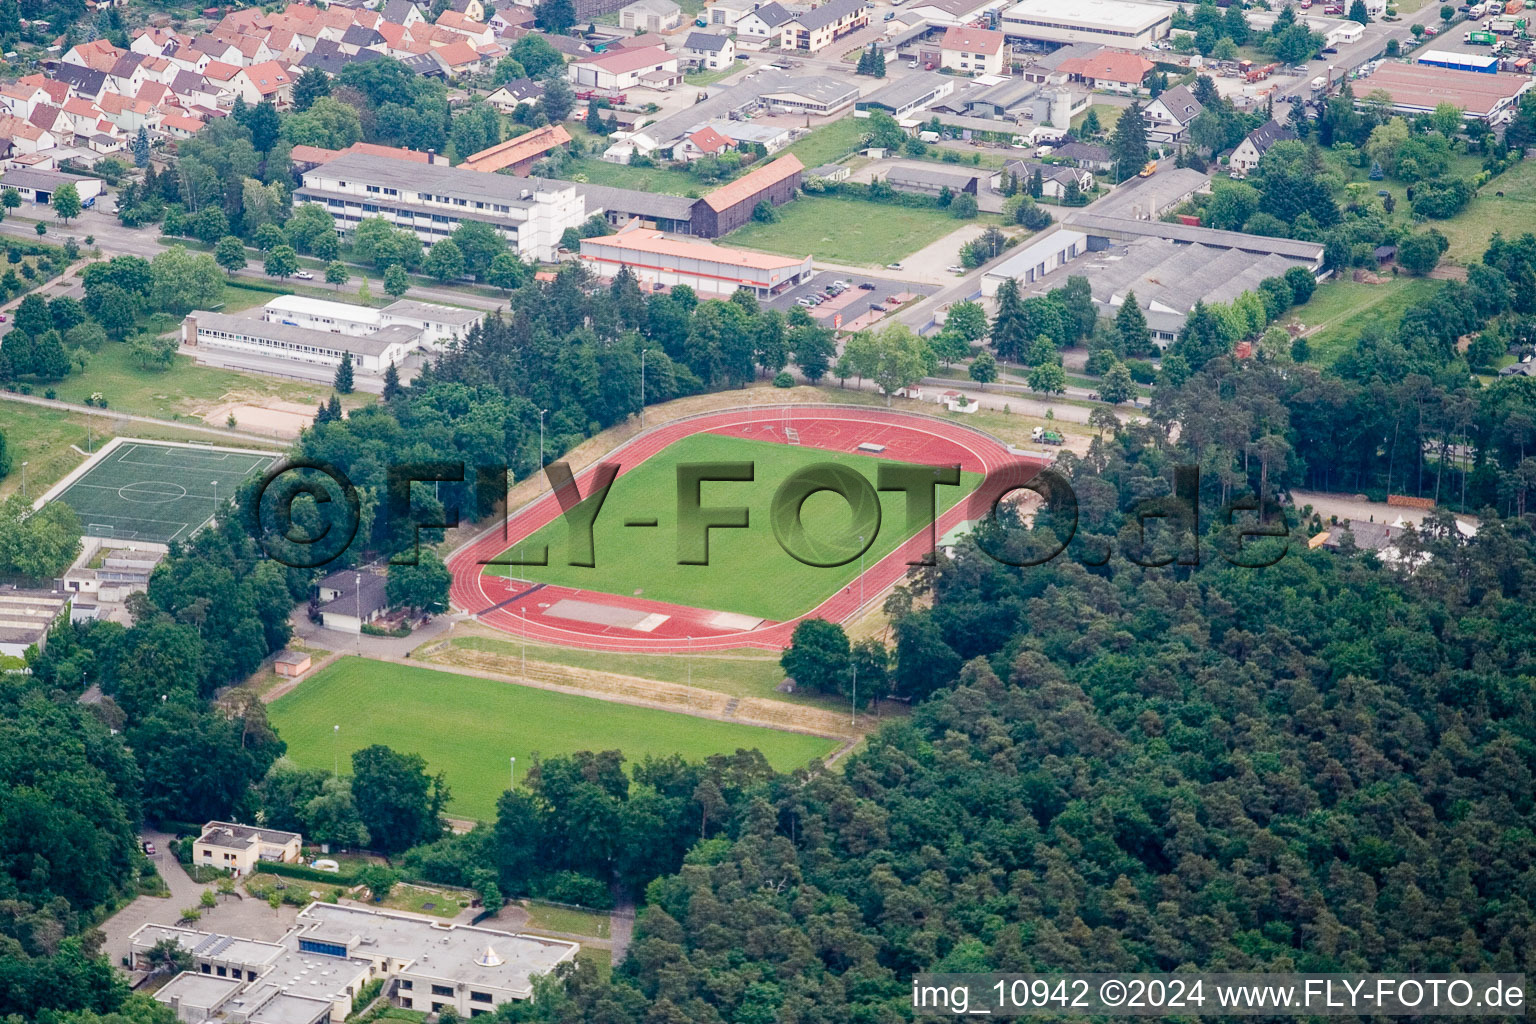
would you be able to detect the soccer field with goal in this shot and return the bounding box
[50,439,280,543]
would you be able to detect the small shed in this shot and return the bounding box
[274,649,313,678]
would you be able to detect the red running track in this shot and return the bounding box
[445,406,1047,652]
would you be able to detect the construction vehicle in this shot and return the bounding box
[1139,159,1158,177]
[1467,29,1497,40]
[1030,427,1066,446]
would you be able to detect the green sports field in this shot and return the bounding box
[268,657,840,819]
[485,433,980,622]
[52,440,279,542]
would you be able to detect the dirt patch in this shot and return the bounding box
[205,398,319,437]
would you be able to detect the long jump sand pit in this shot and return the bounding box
[544,598,671,633]
[205,400,319,438]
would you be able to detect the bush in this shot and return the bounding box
[1411,177,1473,218]
[1126,359,1157,385]
[262,860,359,884]
[773,371,794,387]
[536,871,613,909]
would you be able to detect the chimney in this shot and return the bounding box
[427,148,436,164]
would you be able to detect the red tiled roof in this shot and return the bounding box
[1055,47,1154,85]
[940,25,1004,56]
[701,153,803,213]
[687,126,732,154]
[575,44,674,75]
[461,123,571,172]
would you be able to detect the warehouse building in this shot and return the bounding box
[1354,63,1532,122]
[760,77,861,115]
[579,223,814,296]
[295,153,585,261]
[1417,48,1499,73]
[0,167,103,206]
[855,72,956,119]
[689,153,805,236]
[1000,0,1173,49]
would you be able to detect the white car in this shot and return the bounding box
[908,60,918,69]
[294,270,314,280]
[947,264,965,273]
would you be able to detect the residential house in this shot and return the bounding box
[0,115,55,156]
[1228,119,1296,176]
[618,0,682,32]
[0,82,49,119]
[131,26,192,57]
[433,9,494,44]
[105,53,149,96]
[159,110,207,138]
[442,0,487,20]
[192,822,302,877]
[54,64,109,102]
[63,37,126,72]
[486,78,544,111]
[230,61,296,107]
[429,39,488,77]
[1051,140,1114,172]
[380,0,429,26]
[939,26,1006,76]
[567,45,681,91]
[780,0,870,53]
[1053,46,1152,93]
[682,31,736,69]
[337,23,387,54]
[313,568,389,633]
[998,158,1092,199]
[1142,82,1202,147]
[735,1,795,44]
[675,124,735,161]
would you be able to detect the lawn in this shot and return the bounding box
[784,117,870,170]
[559,156,706,197]
[0,399,285,500]
[720,196,970,267]
[1071,104,1121,136]
[442,635,805,703]
[1294,275,1442,365]
[521,900,612,938]
[484,432,980,621]
[381,881,475,919]
[267,657,840,820]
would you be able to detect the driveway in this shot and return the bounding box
[99,829,307,970]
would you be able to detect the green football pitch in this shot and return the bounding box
[486,433,981,622]
[268,657,840,819]
[52,440,279,543]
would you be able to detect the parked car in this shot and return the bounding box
[142,841,155,856]
[908,60,919,68]
[947,264,965,273]
[859,282,876,289]
[0,314,7,322]
[294,270,314,280]
[797,297,814,306]
[886,262,904,270]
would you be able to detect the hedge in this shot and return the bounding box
[261,860,360,884]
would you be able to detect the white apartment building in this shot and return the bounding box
[295,152,584,262]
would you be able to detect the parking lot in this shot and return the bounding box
[765,269,936,320]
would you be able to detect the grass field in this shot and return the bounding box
[52,439,278,542]
[485,432,980,621]
[720,196,970,267]
[560,156,706,197]
[784,117,869,170]
[1295,276,1442,365]
[268,657,839,819]
[521,901,612,938]
[1431,157,1536,263]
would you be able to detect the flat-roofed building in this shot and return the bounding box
[60,537,167,605]
[261,295,484,346]
[155,972,244,1024]
[192,821,302,877]
[0,167,103,205]
[1354,63,1532,122]
[580,223,814,296]
[0,587,71,658]
[1000,0,1172,48]
[295,903,579,1016]
[980,227,1087,295]
[760,76,860,115]
[182,312,426,377]
[295,152,585,260]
